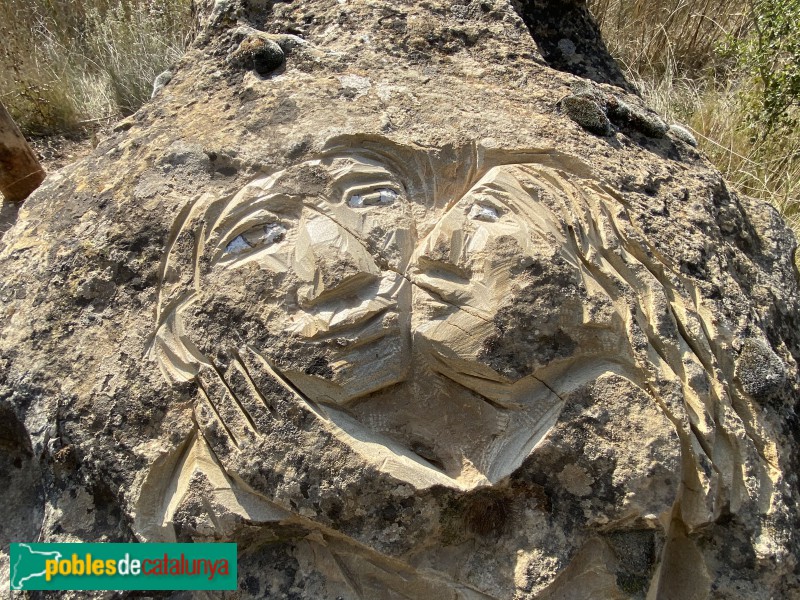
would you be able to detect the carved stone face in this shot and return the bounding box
[155,139,628,488]
[144,134,768,597]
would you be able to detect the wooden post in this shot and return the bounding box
[0,101,45,203]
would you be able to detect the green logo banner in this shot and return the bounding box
[9,543,237,591]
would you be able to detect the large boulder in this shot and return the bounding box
[1,1,799,597]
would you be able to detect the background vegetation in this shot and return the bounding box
[0,0,191,136]
[1,0,798,233]
[589,0,800,230]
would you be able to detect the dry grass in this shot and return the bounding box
[590,0,748,76]
[589,0,800,233]
[0,0,192,136]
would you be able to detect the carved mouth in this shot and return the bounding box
[293,271,411,339]
[301,303,399,341]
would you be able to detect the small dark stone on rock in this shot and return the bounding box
[608,97,668,138]
[670,124,698,147]
[231,36,285,76]
[561,94,612,136]
[735,338,786,400]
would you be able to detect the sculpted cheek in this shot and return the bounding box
[479,254,586,380]
[185,267,291,353]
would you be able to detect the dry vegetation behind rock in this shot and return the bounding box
[0,0,192,136]
[589,0,800,234]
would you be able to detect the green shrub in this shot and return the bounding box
[726,0,800,136]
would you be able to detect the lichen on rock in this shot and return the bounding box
[735,337,787,401]
[229,33,285,76]
[670,123,699,147]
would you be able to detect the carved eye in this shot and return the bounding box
[225,223,287,255]
[469,204,499,222]
[348,187,398,208]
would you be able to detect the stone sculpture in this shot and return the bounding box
[1,1,799,598]
[152,141,614,489]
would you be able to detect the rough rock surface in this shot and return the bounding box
[2,1,800,598]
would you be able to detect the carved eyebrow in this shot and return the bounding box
[208,200,296,259]
[324,157,407,204]
[203,161,320,242]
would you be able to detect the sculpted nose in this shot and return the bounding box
[289,212,412,340]
[407,213,478,307]
[294,213,381,307]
